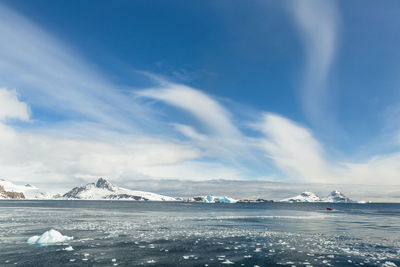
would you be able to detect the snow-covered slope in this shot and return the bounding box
[0,179,51,199]
[323,190,355,203]
[281,192,321,202]
[62,178,176,201]
[281,190,357,203]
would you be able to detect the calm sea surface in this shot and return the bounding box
[0,201,399,266]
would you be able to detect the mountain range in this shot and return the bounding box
[0,178,359,203]
[281,190,357,203]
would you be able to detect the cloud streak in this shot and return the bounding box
[258,113,334,183]
[0,4,153,132]
[288,0,339,127]
[257,113,400,186]
[137,82,241,139]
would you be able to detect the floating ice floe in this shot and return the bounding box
[27,229,73,245]
[382,262,397,267]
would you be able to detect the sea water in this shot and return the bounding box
[0,201,399,266]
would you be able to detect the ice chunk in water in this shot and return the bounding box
[27,229,73,245]
[382,262,397,267]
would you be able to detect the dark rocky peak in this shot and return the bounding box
[95,178,117,191]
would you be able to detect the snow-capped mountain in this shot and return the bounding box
[281,192,321,202]
[281,190,357,203]
[62,178,176,201]
[323,190,355,203]
[0,179,52,199]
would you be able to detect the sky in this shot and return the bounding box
[0,1,400,198]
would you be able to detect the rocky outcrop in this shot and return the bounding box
[0,185,25,199]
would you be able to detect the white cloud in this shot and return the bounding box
[137,82,241,139]
[258,113,400,186]
[0,121,209,184]
[258,113,335,183]
[288,0,339,126]
[341,154,400,185]
[0,88,30,121]
[0,2,258,187]
[137,82,270,173]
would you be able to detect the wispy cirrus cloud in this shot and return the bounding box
[0,4,154,132]
[1,1,400,200]
[136,81,272,174]
[0,3,253,186]
[137,82,241,139]
[287,0,339,127]
[257,113,400,186]
[257,113,335,183]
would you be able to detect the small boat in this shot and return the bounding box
[326,207,332,211]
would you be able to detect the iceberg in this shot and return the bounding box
[204,195,237,203]
[27,229,73,245]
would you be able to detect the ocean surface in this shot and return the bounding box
[0,201,399,267]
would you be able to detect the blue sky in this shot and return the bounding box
[0,0,400,189]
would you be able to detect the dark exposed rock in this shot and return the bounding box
[105,194,148,201]
[62,184,93,198]
[193,196,205,202]
[0,185,25,199]
[95,178,117,191]
[255,199,273,202]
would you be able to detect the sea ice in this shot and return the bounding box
[27,229,73,245]
[382,262,397,267]
[222,259,234,264]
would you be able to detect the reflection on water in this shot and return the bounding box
[0,201,399,266]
